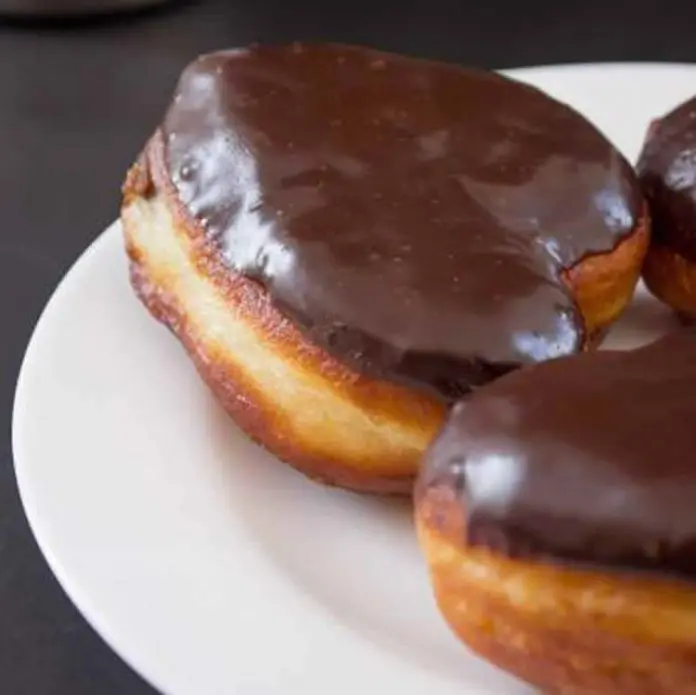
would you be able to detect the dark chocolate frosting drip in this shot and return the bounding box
[162,43,640,399]
[638,95,696,263]
[419,330,696,581]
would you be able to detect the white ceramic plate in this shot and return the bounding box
[13,63,693,695]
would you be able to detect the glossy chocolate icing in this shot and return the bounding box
[419,330,696,580]
[638,96,696,263]
[162,43,640,399]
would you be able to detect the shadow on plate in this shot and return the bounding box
[203,397,532,693]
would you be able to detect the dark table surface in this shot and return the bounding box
[2,1,696,692]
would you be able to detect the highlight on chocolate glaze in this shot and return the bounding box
[416,329,696,694]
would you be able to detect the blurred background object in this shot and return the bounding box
[0,0,173,17]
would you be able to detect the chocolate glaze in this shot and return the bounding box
[419,330,696,580]
[162,43,640,399]
[638,96,696,263]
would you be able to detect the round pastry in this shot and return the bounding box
[121,43,648,494]
[638,96,696,320]
[416,331,696,694]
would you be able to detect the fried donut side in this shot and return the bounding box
[417,487,696,695]
[121,133,648,493]
[642,245,696,320]
[562,212,648,343]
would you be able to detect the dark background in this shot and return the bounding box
[1,1,694,692]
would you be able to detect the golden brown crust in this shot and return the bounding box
[416,487,696,694]
[120,131,648,493]
[642,243,696,319]
[563,212,649,343]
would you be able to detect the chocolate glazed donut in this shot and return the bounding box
[121,43,648,493]
[638,96,696,321]
[416,330,696,695]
